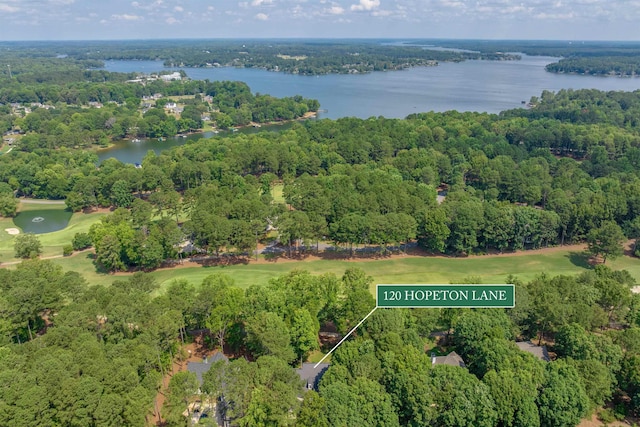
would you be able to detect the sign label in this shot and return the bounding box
[377,284,515,308]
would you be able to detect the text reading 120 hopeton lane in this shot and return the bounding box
[377,284,515,308]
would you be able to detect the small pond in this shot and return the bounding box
[13,207,73,234]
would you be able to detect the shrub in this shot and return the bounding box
[72,232,92,251]
[63,245,73,256]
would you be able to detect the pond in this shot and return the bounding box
[13,207,73,234]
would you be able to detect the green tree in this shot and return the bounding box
[245,312,295,363]
[587,221,626,263]
[537,361,589,427]
[71,232,92,251]
[296,391,328,427]
[110,179,133,208]
[14,233,42,259]
[0,194,18,217]
[164,371,199,425]
[290,308,319,363]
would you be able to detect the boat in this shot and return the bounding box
[132,138,141,143]
[158,137,165,141]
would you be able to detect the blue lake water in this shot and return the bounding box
[104,55,640,119]
[100,55,640,163]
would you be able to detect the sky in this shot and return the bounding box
[0,0,639,41]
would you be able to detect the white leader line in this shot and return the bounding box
[314,306,378,369]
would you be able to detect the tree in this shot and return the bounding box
[416,206,450,252]
[0,194,17,217]
[164,371,199,425]
[245,312,295,363]
[206,285,244,350]
[322,377,400,427]
[110,179,133,208]
[296,391,329,427]
[290,308,319,363]
[14,233,42,259]
[537,361,589,427]
[587,221,626,263]
[72,232,92,251]
[428,364,498,427]
[95,234,125,272]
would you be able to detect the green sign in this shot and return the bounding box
[377,284,515,308]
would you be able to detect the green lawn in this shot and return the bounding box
[271,183,285,204]
[44,246,640,293]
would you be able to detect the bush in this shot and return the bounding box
[72,232,92,251]
[14,233,42,259]
[63,245,73,256]
[598,408,615,424]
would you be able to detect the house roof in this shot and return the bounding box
[187,352,229,385]
[516,341,550,362]
[432,351,466,368]
[296,363,330,391]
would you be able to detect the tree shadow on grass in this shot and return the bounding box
[566,251,593,270]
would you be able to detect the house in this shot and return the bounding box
[516,341,551,362]
[161,72,182,82]
[165,102,178,110]
[187,352,229,385]
[296,363,329,391]
[431,351,466,368]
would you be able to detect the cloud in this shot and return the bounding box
[166,16,179,24]
[0,4,20,12]
[328,5,344,14]
[131,0,164,11]
[174,6,183,12]
[112,14,142,20]
[351,0,380,11]
[256,12,269,20]
[251,0,273,6]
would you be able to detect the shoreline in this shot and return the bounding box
[94,110,318,153]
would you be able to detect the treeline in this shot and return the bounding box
[1,40,519,76]
[546,56,640,76]
[413,39,640,77]
[1,79,317,146]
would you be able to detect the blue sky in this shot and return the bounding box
[0,0,639,41]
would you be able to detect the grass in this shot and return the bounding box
[271,183,285,204]
[44,246,640,293]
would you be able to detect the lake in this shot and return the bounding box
[104,55,640,119]
[101,55,640,163]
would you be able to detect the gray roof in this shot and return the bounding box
[187,352,229,385]
[296,363,330,391]
[432,351,466,368]
[516,341,550,362]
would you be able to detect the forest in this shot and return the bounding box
[3,45,640,425]
[0,260,639,426]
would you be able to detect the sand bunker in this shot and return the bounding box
[4,228,20,235]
